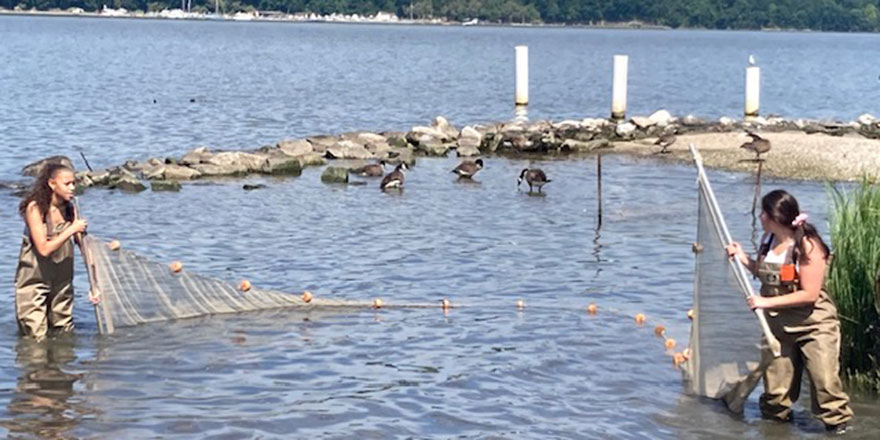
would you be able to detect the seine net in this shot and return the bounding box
[685,145,780,412]
[81,235,363,335]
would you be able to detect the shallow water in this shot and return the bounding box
[1,16,878,438]
[0,154,877,438]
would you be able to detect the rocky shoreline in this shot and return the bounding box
[13,111,880,194]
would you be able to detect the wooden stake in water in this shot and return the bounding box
[597,154,603,228]
[745,65,760,118]
[515,45,529,106]
[611,55,628,120]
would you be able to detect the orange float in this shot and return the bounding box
[586,303,598,315]
[301,291,313,303]
[516,300,525,309]
[654,325,666,337]
[108,240,121,251]
[239,280,251,292]
[665,338,676,350]
[169,261,183,273]
[634,313,646,324]
[373,298,383,309]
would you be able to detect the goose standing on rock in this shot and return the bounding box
[654,133,677,154]
[380,163,409,191]
[517,168,551,193]
[451,159,484,178]
[740,130,771,160]
[349,160,386,177]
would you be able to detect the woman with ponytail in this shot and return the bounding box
[726,189,853,433]
[14,162,88,339]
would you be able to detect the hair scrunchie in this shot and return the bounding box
[791,213,808,227]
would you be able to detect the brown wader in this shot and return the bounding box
[14,216,75,339]
[756,236,853,427]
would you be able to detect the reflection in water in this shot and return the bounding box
[1,337,84,438]
[592,155,603,279]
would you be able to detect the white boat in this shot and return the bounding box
[462,18,478,26]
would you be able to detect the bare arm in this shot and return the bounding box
[25,202,87,258]
[725,241,758,276]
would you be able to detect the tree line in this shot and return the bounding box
[5,0,880,32]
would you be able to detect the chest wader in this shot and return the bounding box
[14,219,75,339]
[756,239,853,427]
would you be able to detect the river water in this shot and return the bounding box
[0,16,878,439]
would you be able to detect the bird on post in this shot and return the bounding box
[740,130,771,160]
[517,168,551,193]
[380,163,409,191]
[451,159,484,178]
[349,160,386,177]
[654,133,677,154]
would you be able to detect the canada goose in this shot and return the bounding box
[451,159,484,178]
[517,168,551,193]
[741,131,771,160]
[380,163,409,191]
[654,134,677,154]
[349,160,386,177]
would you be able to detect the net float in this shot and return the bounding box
[665,338,677,350]
[373,298,383,309]
[654,325,666,337]
[441,298,451,310]
[687,309,695,320]
[673,352,686,366]
[301,291,313,303]
[108,240,121,251]
[516,300,525,309]
[169,261,183,273]
[586,303,598,315]
[635,313,646,324]
[682,348,692,360]
[239,280,251,292]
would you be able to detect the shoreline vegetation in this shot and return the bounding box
[3,0,880,32]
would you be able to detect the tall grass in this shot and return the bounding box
[827,180,880,392]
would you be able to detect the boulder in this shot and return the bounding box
[456,145,481,157]
[386,148,416,167]
[85,170,111,186]
[180,146,212,165]
[561,138,611,152]
[151,180,182,192]
[307,135,338,153]
[615,122,637,137]
[415,140,449,156]
[857,113,875,126]
[110,175,147,193]
[21,155,74,177]
[408,126,449,144]
[190,163,248,176]
[277,139,313,157]
[163,164,202,180]
[298,152,328,168]
[326,141,373,160]
[719,116,735,126]
[320,166,349,184]
[630,116,655,129]
[648,110,673,127]
[355,132,387,145]
[207,151,267,172]
[431,116,459,140]
[384,133,409,149]
[261,155,303,175]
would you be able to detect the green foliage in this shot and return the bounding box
[827,179,880,392]
[5,0,880,30]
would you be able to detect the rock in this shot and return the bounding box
[648,110,673,127]
[190,163,248,176]
[307,135,338,153]
[85,170,111,186]
[857,113,875,126]
[631,116,655,129]
[151,180,181,192]
[180,146,212,166]
[719,116,735,126]
[553,120,582,130]
[320,166,349,184]
[162,164,202,180]
[415,140,449,156]
[681,115,708,127]
[111,175,147,193]
[277,139,313,157]
[615,122,637,137]
[298,153,328,168]
[386,148,416,167]
[207,152,267,172]
[431,116,459,140]
[355,132,387,145]
[456,144,481,157]
[326,141,373,160]
[75,172,93,191]
[143,165,166,180]
[21,156,74,177]
[243,184,267,191]
[365,141,392,155]
[562,138,611,152]
[581,118,610,130]
[261,155,303,175]
[408,126,449,144]
[384,133,409,149]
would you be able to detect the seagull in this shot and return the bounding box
[748,55,756,66]
[451,159,484,178]
[517,168,551,193]
[380,163,409,191]
[349,160,386,177]
[654,133,677,154]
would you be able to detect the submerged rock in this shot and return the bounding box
[320,166,349,184]
[261,155,303,176]
[151,180,182,192]
[243,183,267,191]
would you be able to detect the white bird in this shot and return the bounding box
[748,55,756,66]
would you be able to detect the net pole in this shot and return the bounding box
[689,144,781,357]
[73,198,113,335]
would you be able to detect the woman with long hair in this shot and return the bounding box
[14,163,88,339]
[727,189,853,433]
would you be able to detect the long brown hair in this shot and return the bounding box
[19,163,74,222]
[761,189,829,264]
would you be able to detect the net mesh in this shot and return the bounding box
[684,145,780,412]
[82,235,366,335]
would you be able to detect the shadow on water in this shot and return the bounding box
[0,336,92,438]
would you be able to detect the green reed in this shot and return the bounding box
[827,180,880,392]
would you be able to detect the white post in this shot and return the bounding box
[611,55,628,120]
[515,45,529,106]
[745,65,760,118]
